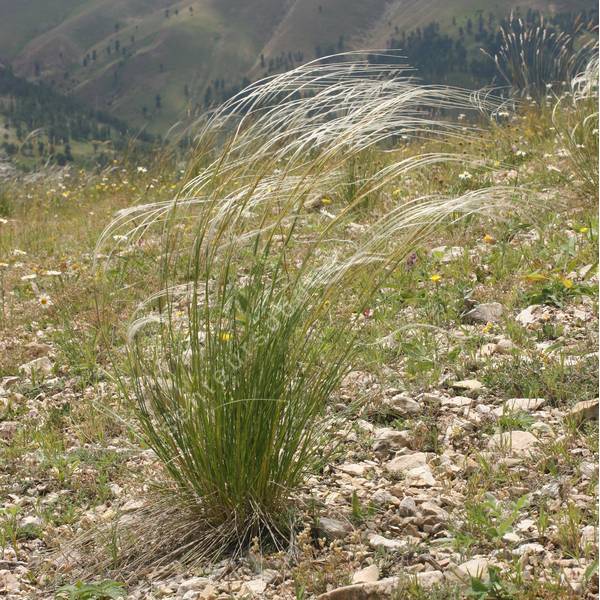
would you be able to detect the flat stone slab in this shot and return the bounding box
[404,465,437,487]
[567,399,599,424]
[464,302,504,324]
[317,576,401,599]
[487,431,538,455]
[451,379,483,393]
[494,398,546,415]
[385,452,427,476]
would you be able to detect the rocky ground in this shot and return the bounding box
[0,116,598,599]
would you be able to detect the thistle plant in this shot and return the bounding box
[94,52,527,575]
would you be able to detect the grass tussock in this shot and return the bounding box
[91,54,524,574]
[68,51,597,578]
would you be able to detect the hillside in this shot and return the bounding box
[0,65,154,168]
[0,0,597,131]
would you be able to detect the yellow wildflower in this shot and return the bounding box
[578,226,589,234]
[220,332,232,342]
[321,196,332,205]
[482,322,493,333]
[483,234,496,244]
[560,277,574,289]
[430,274,442,283]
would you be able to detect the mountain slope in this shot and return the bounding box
[0,0,596,132]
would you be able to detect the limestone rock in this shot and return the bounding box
[404,465,437,487]
[487,431,538,456]
[567,399,599,425]
[352,564,380,584]
[448,557,491,581]
[495,338,517,354]
[0,570,19,594]
[242,575,272,596]
[0,421,18,441]
[19,356,53,376]
[177,577,209,595]
[494,398,545,416]
[580,462,596,478]
[416,570,444,587]
[398,496,418,517]
[530,421,552,435]
[479,342,498,357]
[385,452,427,476]
[464,302,504,324]
[21,515,42,528]
[431,245,464,263]
[451,379,483,393]
[441,396,473,410]
[506,397,546,412]
[562,566,586,594]
[338,463,372,477]
[539,481,561,499]
[581,525,597,549]
[420,501,449,523]
[25,341,52,357]
[383,394,421,417]
[198,584,218,599]
[368,533,406,551]
[371,489,399,506]
[317,576,400,599]
[516,304,541,327]
[373,428,411,455]
[317,517,352,540]
[512,542,546,557]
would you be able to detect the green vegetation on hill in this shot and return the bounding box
[375,7,598,88]
[0,65,155,167]
[0,0,596,134]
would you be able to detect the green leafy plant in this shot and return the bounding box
[459,494,528,547]
[524,276,596,308]
[351,490,376,524]
[468,566,514,599]
[497,410,534,433]
[0,506,20,557]
[55,580,126,600]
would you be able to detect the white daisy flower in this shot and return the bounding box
[38,294,53,308]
